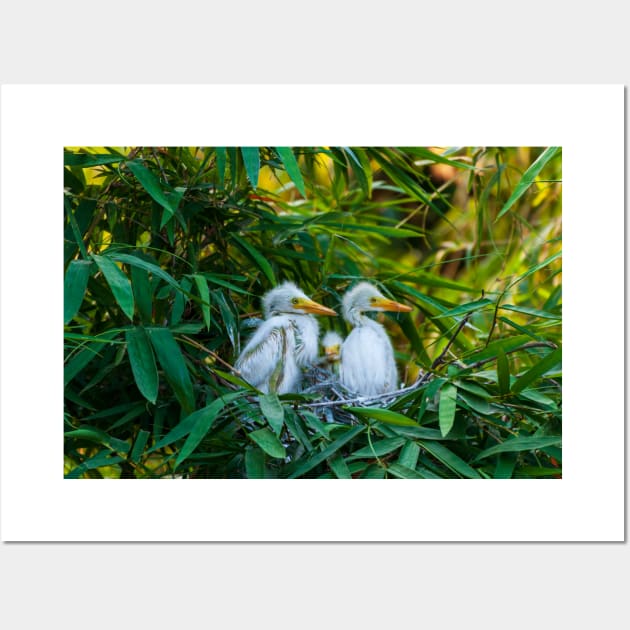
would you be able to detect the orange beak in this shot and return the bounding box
[372,297,412,313]
[297,298,337,317]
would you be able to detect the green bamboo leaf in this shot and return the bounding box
[147,327,195,414]
[64,426,130,454]
[248,428,286,459]
[508,251,562,290]
[435,298,494,319]
[64,331,118,386]
[342,147,369,196]
[396,312,430,366]
[65,450,124,478]
[276,147,306,197]
[418,441,481,479]
[193,274,211,330]
[64,151,125,167]
[496,147,560,220]
[405,271,475,292]
[387,463,426,479]
[64,260,93,324]
[127,159,178,218]
[500,304,561,320]
[149,391,242,453]
[130,265,153,323]
[125,326,159,403]
[474,436,562,461]
[397,441,420,469]
[215,147,226,190]
[259,393,285,436]
[241,147,260,187]
[405,147,476,170]
[497,348,510,395]
[130,429,151,464]
[110,252,180,290]
[346,407,421,427]
[231,234,276,285]
[213,290,238,351]
[64,346,100,385]
[438,383,457,437]
[347,437,406,460]
[245,447,266,478]
[327,452,352,479]
[511,348,562,394]
[288,425,365,478]
[92,254,135,320]
[175,395,239,467]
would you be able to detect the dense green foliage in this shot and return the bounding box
[64,146,562,479]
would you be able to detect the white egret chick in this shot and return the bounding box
[235,282,337,394]
[321,330,344,376]
[339,282,412,397]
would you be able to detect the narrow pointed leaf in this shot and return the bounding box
[346,406,422,427]
[130,265,153,323]
[438,383,458,437]
[245,447,266,478]
[327,452,352,479]
[418,441,481,478]
[398,441,420,469]
[125,326,158,403]
[511,348,562,394]
[147,327,195,414]
[130,430,151,464]
[276,147,306,197]
[149,391,242,453]
[64,152,125,167]
[93,254,135,320]
[435,298,494,319]
[175,395,239,467]
[474,436,562,461]
[64,260,93,324]
[231,234,276,285]
[193,274,211,330]
[497,348,510,395]
[343,147,370,196]
[215,147,226,189]
[347,437,406,460]
[387,463,426,479]
[288,425,365,478]
[248,428,286,459]
[110,252,180,290]
[496,147,560,220]
[500,304,561,320]
[259,393,285,435]
[240,147,260,187]
[127,159,178,217]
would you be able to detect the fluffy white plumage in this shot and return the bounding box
[235,282,336,394]
[339,282,412,396]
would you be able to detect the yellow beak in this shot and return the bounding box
[297,298,337,316]
[372,297,413,312]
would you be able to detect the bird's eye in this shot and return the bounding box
[291,297,299,305]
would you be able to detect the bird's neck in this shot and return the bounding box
[291,314,319,366]
[346,309,380,329]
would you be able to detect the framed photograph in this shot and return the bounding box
[0,85,624,541]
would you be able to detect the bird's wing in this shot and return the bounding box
[234,317,294,392]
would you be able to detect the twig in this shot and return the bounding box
[180,334,239,373]
[431,313,471,370]
[302,378,425,409]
